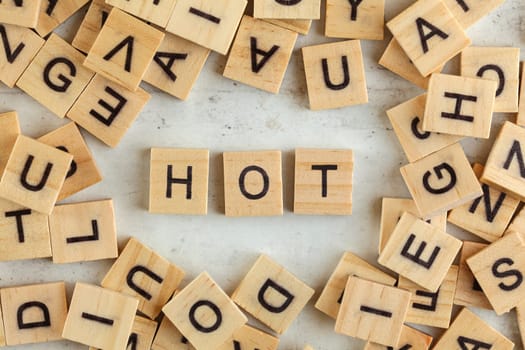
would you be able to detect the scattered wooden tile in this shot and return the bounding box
[0,111,20,175]
[516,304,525,349]
[35,0,90,37]
[506,205,525,235]
[72,0,114,54]
[106,0,177,27]
[302,40,368,110]
[89,315,158,350]
[151,316,196,350]
[442,0,505,29]
[217,324,279,350]
[363,325,433,350]
[254,0,320,19]
[231,255,314,334]
[264,18,312,35]
[325,0,384,40]
[1,282,67,346]
[48,199,118,264]
[517,62,525,126]
[0,0,42,28]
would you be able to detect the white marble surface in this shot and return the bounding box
[1,0,524,349]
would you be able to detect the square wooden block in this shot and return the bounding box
[294,148,353,215]
[433,308,514,350]
[442,0,505,28]
[101,237,185,319]
[143,32,210,100]
[363,325,433,350]
[0,24,44,88]
[67,74,151,148]
[49,199,118,263]
[315,251,396,319]
[152,316,196,350]
[38,122,102,201]
[62,283,138,350]
[378,212,462,292]
[84,8,164,91]
[223,16,297,94]
[1,282,67,346]
[264,19,312,35]
[163,272,247,350]
[0,111,20,175]
[0,0,42,27]
[106,0,177,27]
[325,0,384,40]
[218,325,279,350]
[302,40,368,110]
[0,135,72,215]
[231,255,314,334]
[35,0,90,37]
[165,0,247,55]
[223,150,283,216]
[89,315,158,350]
[254,0,320,19]
[454,241,492,309]
[387,0,470,77]
[72,0,114,54]
[448,163,519,242]
[335,276,411,347]
[149,148,209,215]
[518,63,525,126]
[400,142,482,218]
[386,94,462,163]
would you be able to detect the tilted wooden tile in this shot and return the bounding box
[67,74,151,148]
[325,0,384,40]
[264,18,312,35]
[400,142,482,218]
[0,111,20,175]
[223,150,283,217]
[101,237,185,319]
[35,0,90,37]
[448,164,519,243]
[152,316,196,350]
[302,40,367,110]
[62,283,138,350]
[163,272,247,350]
[0,135,72,215]
[335,276,411,347]
[49,199,118,263]
[231,255,314,334]
[223,16,297,94]
[1,282,67,346]
[387,0,470,77]
[84,8,164,91]
[315,251,396,319]
[294,148,353,215]
[363,325,433,350]
[517,63,525,126]
[217,324,279,350]
[433,308,514,350]
[506,206,525,235]
[89,315,158,350]
[254,0,320,19]
[106,0,177,27]
[149,148,209,215]
[144,33,210,100]
[378,212,462,292]
[0,0,42,27]
[72,0,114,54]
[442,0,505,29]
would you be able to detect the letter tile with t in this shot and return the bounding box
[363,325,433,350]
[231,255,314,334]
[0,0,42,28]
[151,316,196,350]
[217,324,279,350]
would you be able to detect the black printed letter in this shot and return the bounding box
[17,301,51,329]
[5,209,32,243]
[45,0,59,15]
[412,288,439,311]
[43,57,76,92]
[401,233,441,269]
[477,64,505,97]
[322,56,350,90]
[415,18,448,54]
[20,155,53,192]
[422,162,457,194]
[312,165,338,197]
[166,165,192,199]
[153,52,188,81]
[239,165,270,200]
[411,116,431,140]
[468,184,506,223]
[89,86,127,126]
[503,140,525,177]
[258,279,294,313]
[56,145,77,178]
[103,35,134,72]
[66,220,100,243]
[457,336,492,350]
[189,300,222,333]
[441,92,477,122]
[0,24,25,63]
[492,257,523,291]
[126,265,164,300]
[348,0,363,20]
[250,37,279,74]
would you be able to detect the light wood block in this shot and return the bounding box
[400,142,482,219]
[378,212,462,292]
[48,199,118,263]
[106,0,177,27]
[89,315,158,350]
[507,206,525,235]
[432,308,514,350]
[363,325,433,350]
[1,282,67,345]
[84,8,164,91]
[62,282,138,350]
[72,0,114,54]
[37,122,102,201]
[302,40,367,110]
[35,0,90,37]
[387,0,470,77]
[254,0,320,19]
[67,74,151,148]
[16,34,95,118]
[294,148,353,215]
[0,0,42,27]
[467,231,525,315]
[335,276,410,347]
[231,255,314,334]
[518,63,525,126]
[223,16,297,94]
[0,135,72,215]
[217,324,279,350]
[398,265,458,328]
[448,164,519,242]
[315,251,396,319]
[149,148,209,215]
[454,241,492,309]
[223,150,283,217]
[101,237,185,319]
[163,272,247,350]
[325,0,384,40]
[0,24,44,88]
[442,0,505,29]
[143,33,210,100]
[0,111,20,175]
[264,18,312,34]
[152,316,196,350]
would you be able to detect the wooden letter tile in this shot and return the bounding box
[315,251,396,319]
[162,272,247,350]
[0,135,72,215]
[67,74,151,148]
[0,0,42,28]
[62,282,138,349]
[387,0,470,77]
[518,63,525,126]
[325,0,384,40]
[507,206,525,235]
[223,16,297,94]
[106,0,177,27]
[152,316,196,350]
[254,0,320,19]
[400,142,482,218]
[84,8,164,91]
[1,282,67,346]
[294,148,353,215]
[217,324,279,350]
[0,111,20,175]
[363,325,433,350]
[264,19,312,35]
[35,0,90,37]
[442,0,505,29]
[72,0,114,54]
[302,40,367,110]
[49,199,118,263]
[335,276,411,347]
[89,315,158,350]
[378,212,462,292]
